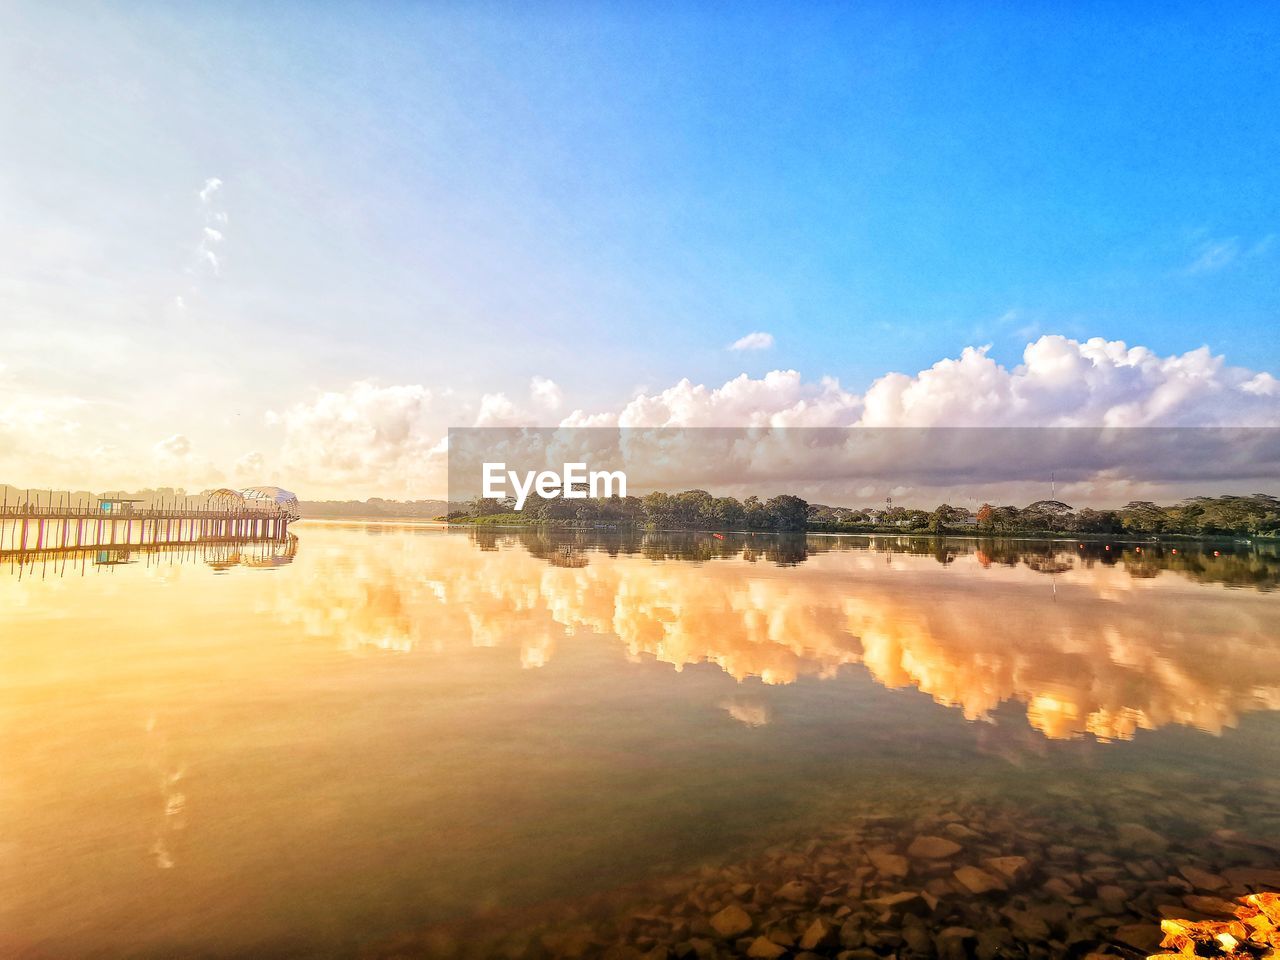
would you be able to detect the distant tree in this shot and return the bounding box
[990,505,1022,531]
[1120,500,1168,534]
[930,503,962,533]
[743,495,770,529]
[764,495,811,531]
[903,509,931,530]
[1022,499,1074,530]
[710,496,746,529]
[1072,508,1120,533]
[468,496,507,517]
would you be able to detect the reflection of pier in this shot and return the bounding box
[2,535,299,578]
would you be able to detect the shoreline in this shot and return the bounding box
[436,520,1276,546]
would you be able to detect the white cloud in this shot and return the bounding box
[194,178,226,278]
[263,374,567,496]
[233,450,265,479]
[474,377,565,426]
[607,337,1276,431]
[1242,373,1279,397]
[1185,233,1275,275]
[611,370,860,428]
[32,335,1263,502]
[269,381,445,497]
[859,336,1280,428]
[1186,238,1239,274]
[474,392,521,427]
[729,331,775,351]
[154,434,193,459]
[530,376,563,412]
[198,177,222,205]
[516,335,1280,507]
[281,335,1280,498]
[148,433,224,487]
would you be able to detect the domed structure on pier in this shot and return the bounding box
[238,486,300,519]
[204,486,300,519]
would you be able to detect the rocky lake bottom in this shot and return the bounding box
[366,773,1280,960]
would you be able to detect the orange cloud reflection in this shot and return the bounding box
[274,528,1280,742]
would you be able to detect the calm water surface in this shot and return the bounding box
[2,523,1279,957]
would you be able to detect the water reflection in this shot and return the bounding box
[1,535,298,577]
[273,526,1280,742]
[4,522,1279,959]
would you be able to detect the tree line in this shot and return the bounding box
[457,489,812,530]
[457,491,1280,538]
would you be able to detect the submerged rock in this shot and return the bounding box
[935,926,976,960]
[901,920,933,955]
[907,835,963,860]
[869,849,910,879]
[1222,866,1280,890]
[799,918,836,951]
[1177,865,1228,892]
[774,879,811,904]
[953,865,1006,895]
[867,890,925,915]
[745,935,786,958]
[709,904,753,939]
[981,856,1030,883]
[1115,822,1169,854]
[1114,922,1162,952]
[1180,893,1238,916]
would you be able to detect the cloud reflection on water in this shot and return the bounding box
[273,527,1280,743]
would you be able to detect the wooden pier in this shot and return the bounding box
[0,496,297,555]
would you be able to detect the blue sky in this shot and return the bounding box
[1,2,1277,495]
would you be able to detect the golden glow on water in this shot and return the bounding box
[1,522,1278,957]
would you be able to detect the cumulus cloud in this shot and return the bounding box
[729,331,775,351]
[270,336,1280,501]
[269,381,443,497]
[859,336,1280,428]
[475,377,565,427]
[474,392,521,427]
[604,370,860,428]
[568,336,1278,431]
[469,336,1280,507]
[530,376,563,412]
[264,376,574,496]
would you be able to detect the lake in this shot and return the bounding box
[2,523,1279,959]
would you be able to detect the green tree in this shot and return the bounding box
[764,495,811,531]
[930,503,961,533]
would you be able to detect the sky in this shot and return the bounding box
[1,2,1278,500]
